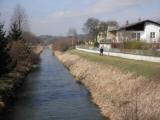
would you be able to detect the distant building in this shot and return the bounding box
[97,26,117,44]
[108,20,160,43]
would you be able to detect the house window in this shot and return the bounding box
[150,32,155,38]
[132,32,141,40]
[137,33,140,40]
[132,33,136,39]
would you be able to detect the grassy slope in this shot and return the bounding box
[69,49,160,81]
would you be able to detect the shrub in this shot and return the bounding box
[124,41,145,50]
[60,43,69,52]
[94,41,99,48]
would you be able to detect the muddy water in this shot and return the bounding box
[2,48,105,120]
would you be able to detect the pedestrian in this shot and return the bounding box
[100,47,104,56]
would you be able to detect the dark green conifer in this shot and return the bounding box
[8,22,22,41]
[0,22,11,75]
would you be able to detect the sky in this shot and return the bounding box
[0,0,160,36]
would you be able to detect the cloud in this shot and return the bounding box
[87,0,151,16]
[30,0,154,35]
[45,0,151,19]
[0,0,158,36]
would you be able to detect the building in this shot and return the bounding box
[97,26,118,50]
[108,20,160,43]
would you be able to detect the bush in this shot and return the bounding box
[26,48,40,65]
[60,43,69,52]
[124,41,145,50]
[94,41,99,48]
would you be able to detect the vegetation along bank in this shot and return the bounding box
[0,5,43,113]
[55,49,160,120]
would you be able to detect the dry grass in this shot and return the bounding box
[55,51,160,120]
[70,50,160,80]
[33,44,43,54]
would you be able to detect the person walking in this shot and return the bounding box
[100,46,104,56]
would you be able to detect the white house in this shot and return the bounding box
[108,20,160,43]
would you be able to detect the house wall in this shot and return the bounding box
[116,31,133,43]
[116,30,146,43]
[144,23,160,43]
[140,31,145,40]
[132,31,145,40]
[97,32,106,43]
[112,22,160,43]
[107,32,116,42]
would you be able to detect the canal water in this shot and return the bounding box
[2,48,105,120]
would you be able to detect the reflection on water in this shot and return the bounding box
[2,48,105,120]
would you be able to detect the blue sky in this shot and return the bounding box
[0,0,160,36]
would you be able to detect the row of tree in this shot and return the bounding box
[0,4,40,76]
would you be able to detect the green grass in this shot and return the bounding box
[69,49,160,81]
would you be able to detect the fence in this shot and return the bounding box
[76,45,160,62]
[78,45,160,57]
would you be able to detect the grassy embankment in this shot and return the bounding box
[70,49,160,80]
[0,45,43,113]
[55,49,160,120]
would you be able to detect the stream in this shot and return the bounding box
[2,48,105,120]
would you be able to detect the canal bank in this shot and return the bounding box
[55,50,160,120]
[0,45,43,115]
[1,48,105,120]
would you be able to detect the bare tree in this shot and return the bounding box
[8,22,22,41]
[11,4,30,32]
[67,28,78,46]
[67,28,77,37]
[99,21,118,42]
[8,4,33,64]
[83,18,118,45]
[83,18,100,43]
[99,22,108,43]
[106,21,119,27]
[9,4,35,48]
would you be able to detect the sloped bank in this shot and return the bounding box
[0,45,43,114]
[55,51,160,120]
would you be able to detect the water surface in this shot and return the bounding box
[2,48,105,120]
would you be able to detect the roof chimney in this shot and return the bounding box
[126,20,129,26]
[138,17,142,22]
